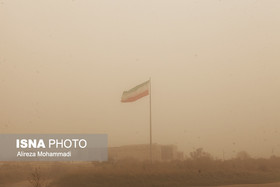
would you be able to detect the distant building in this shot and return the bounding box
[108,144,184,161]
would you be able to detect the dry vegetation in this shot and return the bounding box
[1,150,280,187]
[49,157,280,187]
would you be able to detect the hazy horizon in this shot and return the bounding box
[1,0,280,159]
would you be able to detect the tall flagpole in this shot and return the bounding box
[149,78,152,162]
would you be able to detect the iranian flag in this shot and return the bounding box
[121,80,150,102]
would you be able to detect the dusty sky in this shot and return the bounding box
[0,0,280,158]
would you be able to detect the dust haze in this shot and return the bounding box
[1,0,280,159]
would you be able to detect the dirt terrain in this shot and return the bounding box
[2,181,280,187]
[216,183,280,187]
